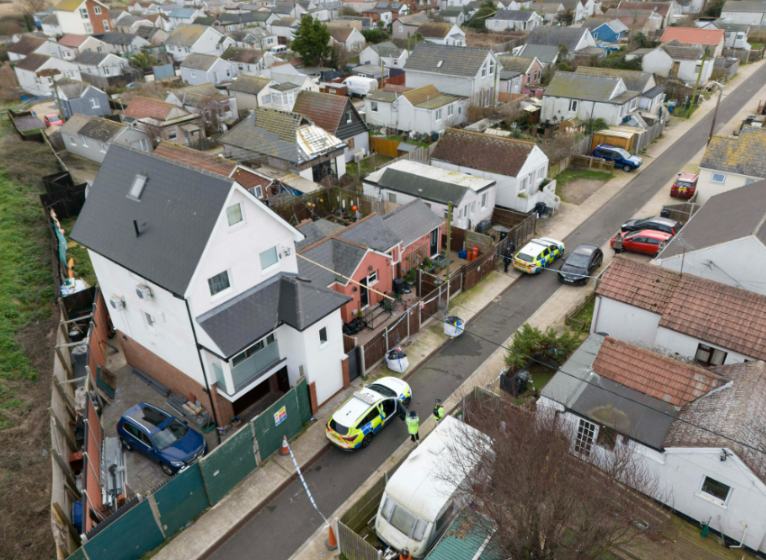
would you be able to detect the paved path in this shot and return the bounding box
[209,63,766,560]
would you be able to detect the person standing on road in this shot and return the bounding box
[613,231,624,254]
[433,399,445,422]
[406,410,420,443]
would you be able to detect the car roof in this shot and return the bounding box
[571,243,599,255]
[628,229,673,239]
[596,144,621,150]
[126,402,172,434]
[641,216,678,226]
[678,173,698,181]
[333,388,381,427]
[519,238,562,257]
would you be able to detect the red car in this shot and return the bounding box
[44,113,64,126]
[670,173,698,199]
[611,229,673,256]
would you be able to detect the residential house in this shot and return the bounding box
[537,0,589,22]
[391,12,428,39]
[438,8,465,25]
[333,15,375,30]
[581,18,629,44]
[361,4,393,23]
[328,27,367,51]
[59,113,152,162]
[382,200,446,277]
[221,46,264,76]
[694,128,766,204]
[166,24,236,62]
[486,9,541,31]
[660,27,725,57]
[430,128,552,214]
[271,18,300,41]
[538,333,766,556]
[74,51,139,89]
[524,27,597,57]
[515,44,560,67]
[351,63,390,80]
[219,108,347,182]
[605,9,662,32]
[629,41,714,86]
[168,7,206,29]
[497,55,543,89]
[227,74,273,113]
[417,22,465,46]
[364,160,496,229]
[70,146,353,420]
[292,91,369,161]
[56,33,109,60]
[209,12,268,33]
[617,1,676,28]
[165,83,237,128]
[135,25,169,46]
[655,182,766,295]
[7,35,56,61]
[181,53,235,85]
[123,96,206,145]
[227,28,278,50]
[54,0,112,35]
[114,13,154,33]
[139,12,171,31]
[404,44,499,106]
[41,13,62,36]
[54,78,111,119]
[698,19,751,50]
[541,72,639,126]
[365,84,468,135]
[272,2,309,19]
[14,54,82,97]
[95,31,151,53]
[360,41,408,67]
[592,256,766,366]
[260,82,303,111]
[574,67,664,113]
[675,0,704,14]
[720,0,766,26]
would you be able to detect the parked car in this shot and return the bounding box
[620,216,680,236]
[513,237,565,274]
[611,229,673,256]
[326,377,411,450]
[44,113,64,126]
[670,173,698,199]
[117,403,206,475]
[558,243,603,285]
[591,144,642,171]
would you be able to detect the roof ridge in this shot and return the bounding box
[110,143,239,182]
[446,126,537,147]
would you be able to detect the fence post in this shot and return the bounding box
[384,327,389,353]
[360,344,367,377]
[249,421,261,464]
[146,493,167,539]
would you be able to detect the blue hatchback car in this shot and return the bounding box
[117,403,206,475]
[592,144,643,171]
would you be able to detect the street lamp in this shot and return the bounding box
[707,81,725,146]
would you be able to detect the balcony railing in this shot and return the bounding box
[229,341,281,391]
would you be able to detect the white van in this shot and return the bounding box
[270,45,288,54]
[374,417,489,558]
[343,75,378,97]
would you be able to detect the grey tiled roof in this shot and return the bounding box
[544,72,624,102]
[77,117,126,142]
[516,44,560,64]
[74,50,110,66]
[181,52,219,70]
[492,9,535,20]
[196,273,351,357]
[404,43,491,77]
[298,238,368,287]
[56,77,90,98]
[526,27,589,52]
[70,145,236,295]
[722,0,766,13]
[219,108,309,165]
[338,214,401,252]
[374,168,471,206]
[97,32,138,45]
[575,66,653,93]
[229,74,271,95]
[383,199,443,249]
[296,220,329,251]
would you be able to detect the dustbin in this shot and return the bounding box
[386,347,409,373]
[443,316,465,337]
[393,278,404,295]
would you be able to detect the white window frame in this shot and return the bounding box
[94,6,102,14]
[367,270,378,286]
[81,137,88,147]
[253,185,263,198]
[167,129,178,141]
[226,202,244,227]
[370,101,378,112]
[481,192,488,210]
[100,143,107,152]
[103,20,109,31]
[191,69,196,78]
[84,21,93,33]
[711,173,726,184]
[447,104,454,116]
[143,311,156,331]
[569,99,578,112]
[69,136,78,147]
[574,418,597,457]
[435,108,442,121]
[80,7,89,19]
[259,246,280,270]
[388,192,397,203]
[745,178,757,185]
[696,476,732,507]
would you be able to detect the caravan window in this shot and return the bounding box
[381,496,428,542]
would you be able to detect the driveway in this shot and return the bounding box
[208,63,766,560]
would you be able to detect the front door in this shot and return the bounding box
[671,61,680,78]
[276,366,290,393]
[360,277,369,308]
[430,228,438,257]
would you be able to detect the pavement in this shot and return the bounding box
[151,58,766,560]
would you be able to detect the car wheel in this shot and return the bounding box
[623,165,631,171]
[402,396,411,407]
[160,462,175,476]
[120,438,132,452]
[361,433,373,449]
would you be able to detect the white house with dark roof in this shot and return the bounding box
[73,50,127,78]
[541,71,639,126]
[180,53,234,85]
[59,114,152,162]
[627,41,714,86]
[165,82,238,125]
[720,0,766,26]
[360,41,408,68]
[539,333,766,555]
[93,31,150,53]
[166,24,235,61]
[7,35,58,61]
[14,54,82,96]
[168,7,206,28]
[56,33,109,60]
[486,9,541,31]
[525,26,596,56]
[70,145,353,422]
[417,22,465,46]
[54,78,111,118]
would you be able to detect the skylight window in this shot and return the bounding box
[436,60,443,68]
[128,174,147,200]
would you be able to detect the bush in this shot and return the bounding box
[504,324,581,373]
[585,118,608,132]
[361,29,390,44]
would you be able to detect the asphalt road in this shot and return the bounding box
[210,64,766,560]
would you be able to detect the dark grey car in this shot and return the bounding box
[558,244,603,285]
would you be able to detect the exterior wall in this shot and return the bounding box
[57,9,87,35]
[657,238,766,296]
[541,96,627,126]
[654,327,750,365]
[400,224,445,275]
[520,58,544,86]
[696,167,761,205]
[85,0,111,33]
[719,10,765,26]
[405,53,498,103]
[364,99,396,128]
[591,296,661,347]
[58,88,110,118]
[333,251,394,322]
[395,98,468,135]
[591,24,620,43]
[392,21,420,40]
[344,129,370,161]
[168,28,232,61]
[16,59,82,97]
[181,59,234,85]
[232,90,258,113]
[486,16,538,31]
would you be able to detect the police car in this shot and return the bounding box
[513,238,565,274]
[326,377,412,450]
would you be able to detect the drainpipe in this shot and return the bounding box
[728,523,748,549]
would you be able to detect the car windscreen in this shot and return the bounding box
[516,252,535,263]
[380,496,428,542]
[153,419,188,450]
[613,148,631,159]
[565,253,590,268]
[367,383,396,398]
[676,181,695,188]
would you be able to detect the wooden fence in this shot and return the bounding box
[634,120,666,153]
[267,185,386,225]
[372,145,429,171]
[571,155,615,172]
[370,136,401,157]
[343,334,357,354]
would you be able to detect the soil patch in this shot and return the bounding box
[558,177,610,205]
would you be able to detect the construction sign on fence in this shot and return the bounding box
[274,406,287,426]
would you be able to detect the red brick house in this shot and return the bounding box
[54,0,112,35]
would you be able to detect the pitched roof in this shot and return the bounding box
[617,1,672,16]
[418,22,452,39]
[712,18,750,32]
[699,126,766,178]
[660,41,704,60]
[602,11,650,29]
[722,0,766,13]
[7,35,47,55]
[497,55,536,73]
[545,72,636,104]
[593,337,726,407]
[296,220,334,252]
[14,53,50,71]
[329,27,354,42]
[399,84,464,109]
[221,46,262,64]
[369,41,405,58]
[526,26,589,52]
[59,113,90,136]
[135,26,164,40]
[166,24,208,46]
[404,43,491,77]
[492,9,535,20]
[431,128,537,178]
[197,273,351,358]
[337,214,400,252]
[169,7,201,17]
[658,181,766,259]
[229,74,272,95]
[516,44,560,63]
[153,141,237,176]
[660,26,725,46]
[58,33,88,47]
[170,83,226,107]
[382,199,444,249]
[74,50,111,66]
[124,96,177,120]
[664,360,766,482]
[575,66,653,93]
[181,52,220,70]
[298,238,369,287]
[55,0,106,11]
[77,116,127,142]
[97,32,140,45]
[291,91,350,135]
[598,257,766,361]
[70,145,237,295]
[55,77,90,99]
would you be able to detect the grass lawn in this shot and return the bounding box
[60,216,96,287]
[572,297,595,326]
[555,168,614,188]
[528,362,555,392]
[750,41,765,50]
[346,153,393,177]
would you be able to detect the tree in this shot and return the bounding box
[16,0,49,31]
[130,51,158,70]
[362,29,390,44]
[329,43,349,71]
[199,95,225,135]
[291,15,331,66]
[504,323,581,373]
[465,0,497,30]
[556,7,575,26]
[585,117,609,132]
[339,5,358,16]
[440,401,671,560]
[703,0,725,17]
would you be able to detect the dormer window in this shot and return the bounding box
[128,174,147,200]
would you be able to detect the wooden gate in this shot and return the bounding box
[347,347,361,382]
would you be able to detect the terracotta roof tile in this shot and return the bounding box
[595,256,680,314]
[231,166,272,191]
[153,142,236,176]
[660,27,725,46]
[431,128,537,178]
[124,96,175,120]
[58,33,88,47]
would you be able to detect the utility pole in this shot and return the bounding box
[687,48,707,117]
[445,201,452,303]
[39,69,63,119]
[707,81,724,146]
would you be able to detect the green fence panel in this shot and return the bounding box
[253,389,303,460]
[199,427,257,505]
[296,378,312,425]
[153,462,210,536]
[65,547,87,560]
[81,500,164,560]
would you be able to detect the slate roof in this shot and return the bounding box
[58,34,88,48]
[55,77,90,98]
[660,26,725,46]
[722,0,766,13]
[516,44,560,64]
[526,27,589,52]
[712,18,750,32]
[196,273,351,358]
[272,3,297,14]
[296,220,331,251]
[369,41,405,58]
[597,257,766,361]
[617,1,672,16]
[497,55,536,73]
[153,141,237,176]
[98,32,139,45]
[545,72,636,104]
[418,22,452,39]
[660,41,704,60]
[135,26,164,40]
[181,52,219,70]
[575,66,653,93]
[603,11,650,29]
[167,24,208,46]
[431,128,536,178]
[221,46,262,64]
[382,199,444,249]
[169,7,201,18]
[193,16,216,25]
[298,238,368,287]
[14,53,50,71]
[171,83,226,108]
[124,96,177,120]
[492,9,535,20]
[404,43,491,77]
[59,113,90,136]
[698,126,766,178]
[659,180,766,259]
[337,214,400,252]
[229,74,272,95]
[70,145,237,295]
[291,91,350,135]
[74,50,110,66]
[77,116,126,142]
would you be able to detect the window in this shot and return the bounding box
[143,311,155,329]
[435,109,442,121]
[212,362,227,387]
[80,7,89,18]
[191,69,196,78]
[519,176,527,194]
[69,135,77,147]
[139,138,149,151]
[100,143,107,152]
[128,174,147,200]
[84,22,93,33]
[81,137,88,147]
[745,178,757,185]
[168,129,177,141]
[695,343,727,367]
[103,20,109,31]
[97,46,103,53]
[89,97,101,109]
[481,192,488,209]
[367,271,378,285]
[208,270,231,296]
[388,192,397,203]
[94,6,102,14]
[569,99,578,111]
[232,333,276,366]
[103,66,110,75]
[597,425,617,450]
[700,477,731,504]
[369,100,377,112]
[481,63,487,78]
[538,168,545,180]
[489,61,495,75]
[574,418,596,456]
[252,185,263,198]
[470,201,476,214]
[226,203,244,226]
[346,111,352,124]
[319,327,328,345]
[447,104,453,116]
[259,246,279,269]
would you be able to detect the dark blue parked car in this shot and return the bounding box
[117,403,206,475]
[592,144,643,171]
